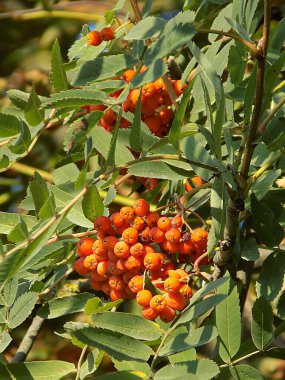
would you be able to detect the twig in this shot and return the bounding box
[75,345,88,380]
[258,97,285,134]
[220,350,260,368]
[39,268,74,299]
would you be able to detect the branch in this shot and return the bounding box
[258,97,285,134]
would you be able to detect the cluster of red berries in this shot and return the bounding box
[82,67,187,137]
[87,27,115,46]
[74,199,209,322]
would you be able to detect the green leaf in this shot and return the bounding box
[0,332,12,353]
[130,90,142,152]
[30,172,54,220]
[92,312,162,341]
[244,63,257,125]
[95,371,148,380]
[0,212,36,235]
[54,163,80,185]
[3,277,18,307]
[169,80,194,149]
[25,86,44,126]
[71,54,136,86]
[190,276,229,305]
[256,250,285,301]
[175,294,227,327]
[38,194,56,220]
[228,41,247,84]
[251,296,274,350]
[51,39,69,92]
[130,60,168,88]
[71,327,153,361]
[216,281,241,363]
[38,293,94,319]
[277,292,285,319]
[154,359,220,380]
[144,11,196,66]
[8,291,37,329]
[103,186,117,206]
[107,110,122,166]
[250,194,284,247]
[79,349,103,380]
[230,364,265,380]
[159,325,218,357]
[128,160,192,180]
[168,348,196,364]
[213,87,225,160]
[241,237,260,261]
[207,177,225,256]
[85,299,123,315]
[265,347,285,360]
[0,113,20,137]
[112,358,150,374]
[42,89,110,109]
[82,185,104,222]
[9,122,31,154]
[250,170,281,201]
[124,17,165,40]
[7,217,29,243]
[5,360,75,380]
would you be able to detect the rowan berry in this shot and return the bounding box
[100,27,114,41]
[149,227,165,244]
[171,215,183,229]
[122,227,138,244]
[102,109,117,126]
[89,104,107,112]
[76,237,94,257]
[119,117,130,129]
[136,290,152,306]
[146,212,160,227]
[159,108,174,125]
[185,176,203,192]
[114,241,130,259]
[163,263,175,276]
[176,269,189,282]
[162,240,179,254]
[142,306,159,320]
[103,236,118,251]
[133,198,150,217]
[173,80,187,96]
[97,260,110,278]
[87,30,102,46]
[101,282,111,295]
[90,280,103,291]
[165,228,181,243]
[144,244,156,254]
[180,284,193,300]
[120,206,135,222]
[164,277,181,293]
[128,275,143,293]
[91,270,106,282]
[110,212,124,229]
[74,257,90,276]
[142,82,156,99]
[144,253,162,270]
[145,114,161,134]
[123,69,135,83]
[132,216,145,231]
[122,271,137,284]
[160,306,176,323]
[109,275,124,290]
[116,258,126,272]
[94,216,112,234]
[157,216,171,232]
[165,292,187,311]
[154,77,167,92]
[150,295,167,312]
[130,242,145,257]
[191,228,208,247]
[83,254,98,271]
[125,255,142,271]
[128,89,140,109]
[108,250,117,261]
[110,288,126,301]
[139,226,151,242]
[179,239,195,255]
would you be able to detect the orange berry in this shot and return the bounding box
[116,258,126,272]
[191,228,208,247]
[110,288,126,301]
[157,216,171,232]
[173,80,187,96]
[159,107,174,125]
[123,69,135,83]
[87,30,102,46]
[160,306,176,323]
[120,206,135,222]
[136,290,152,306]
[101,282,111,295]
[185,176,203,192]
[163,263,175,276]
[144,114,162,134]
[171,216,183,229]
[90,280,103,291]
[128,275,143,293]
[154,77,167,92]
[180,284,193,300]
[130,242,145,257]
[132,216,145,231]
[142,306,159,320]
[179,238,195,255]
[139,226,151,242]
[74,257,90,276]
[122,227,139,244]
[150,295,167,312]
[76,237,94,257]
[128,89,141,109]
[109,275,124,290]
[110,212,124,229]
[94,216,111,234]
[146,212,160,227]
[122,271,136,284]
[142,82,156,99]
[149,227,165,243]
[165,228,181,243]
[164,277,181,293]
[144,253,162,270]
[144,244,156,254]
[103,236,118,251]
[133,198,150,217]
[113,241,130,259]
[125,255,142,271]
[108,250,117,261]
[91,270,105,282]
[162,240,179,254]
[176,269,189,282]
[165,292,187,311]
[92,239,106,256]
[83,254,98,271]
[89,104,107,112]
[97,260,110,278]
[100,27,114,41]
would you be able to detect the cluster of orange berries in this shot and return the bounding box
[74,199,208,321]
[87,27,115,46]
[82,68,187,137]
